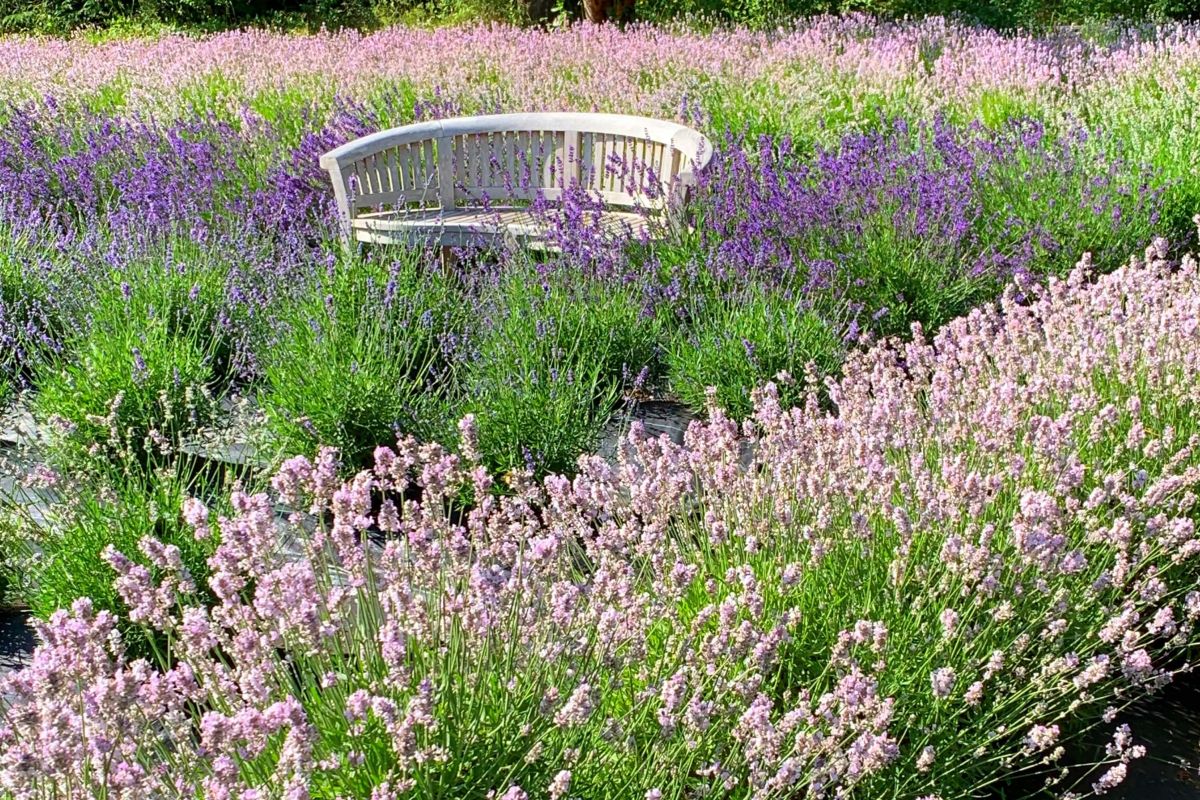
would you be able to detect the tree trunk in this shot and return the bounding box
[582,0,634,23]
[523,0,555,23]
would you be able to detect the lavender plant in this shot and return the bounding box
[259,251,464,470]
[0,233,60,403]
[4,240,1199,797]
[32,253,229,472]
[11,463,227,659]
[682,117,1166,344]
[463,267,660,477]
[664,287,842,418]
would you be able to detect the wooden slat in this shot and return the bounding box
[483,133,498,189]
[602,134,615,191]
[534,130,546,188]
[421,139,435,192]
[370,153,386,195]
[475,134,488,191]
[662,141,672,191]
[617,135,632,193]
[391,145,408,193]
[603,135,617,193]
[638,138,652,192]
[579,132,593,190]
[464,134,477,190]
[381,148,397,193]
[352,188,445,209]
[356,156,373,196]
[596,134,609,193]
[436,137,455,208]
[561,130,579,188]
[667,149,683,204]
[455,135,468,190]
[611,134,627,192]
[357,155,373,195]
[349,160,367,199]
[515,131,530,191]
[503,132,516,189]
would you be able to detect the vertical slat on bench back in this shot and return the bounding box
[503,131,517,189]
[543,130,559,190]
[437,137,455,209]
[454,134,468,193]
[579,132,593,190]
[483,133,495,192]
[514,131,530,195]
[469,134,483,193]
[563,131,580,188]
[424,141,438,192]
[393,145,411,194]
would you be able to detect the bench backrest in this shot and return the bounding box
[319,113,711,233]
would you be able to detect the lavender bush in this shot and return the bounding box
[684,118,1165,337]
[10,464,225,659]
[259,251,464,470]
[3,240,1199,797]
[462,268,661,477]
[0,18,1195,133]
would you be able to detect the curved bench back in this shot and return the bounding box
[319,113,712,238]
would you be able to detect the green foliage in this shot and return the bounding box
[0,0,530,33]
[32,256,227,472]
[21,465,223,657]
[635,0,1200,30]
[665,288,842,418]
[0,236,57,403]
[259,252,461,470]
[465,269,659,477]
[1,0,1194,34]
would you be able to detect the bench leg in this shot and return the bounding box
[440,245,459,274]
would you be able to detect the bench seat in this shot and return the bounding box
[350,206,654,247]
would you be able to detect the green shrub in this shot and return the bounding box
[0,0,374,33]
[0,234,61,403]
[32,258,226,472]
[465,269,659,477]
[634,0,1200,30]
[666,288,842,419]
[259,251,462,470]
[19,465,223,658]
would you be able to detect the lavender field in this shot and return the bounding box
[2,15,1200,799]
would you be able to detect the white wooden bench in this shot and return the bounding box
[318,113,712,249]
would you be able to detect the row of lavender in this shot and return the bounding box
[0,94,1178,468]
[6,242,1199,798]
[0,17,1196,126]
